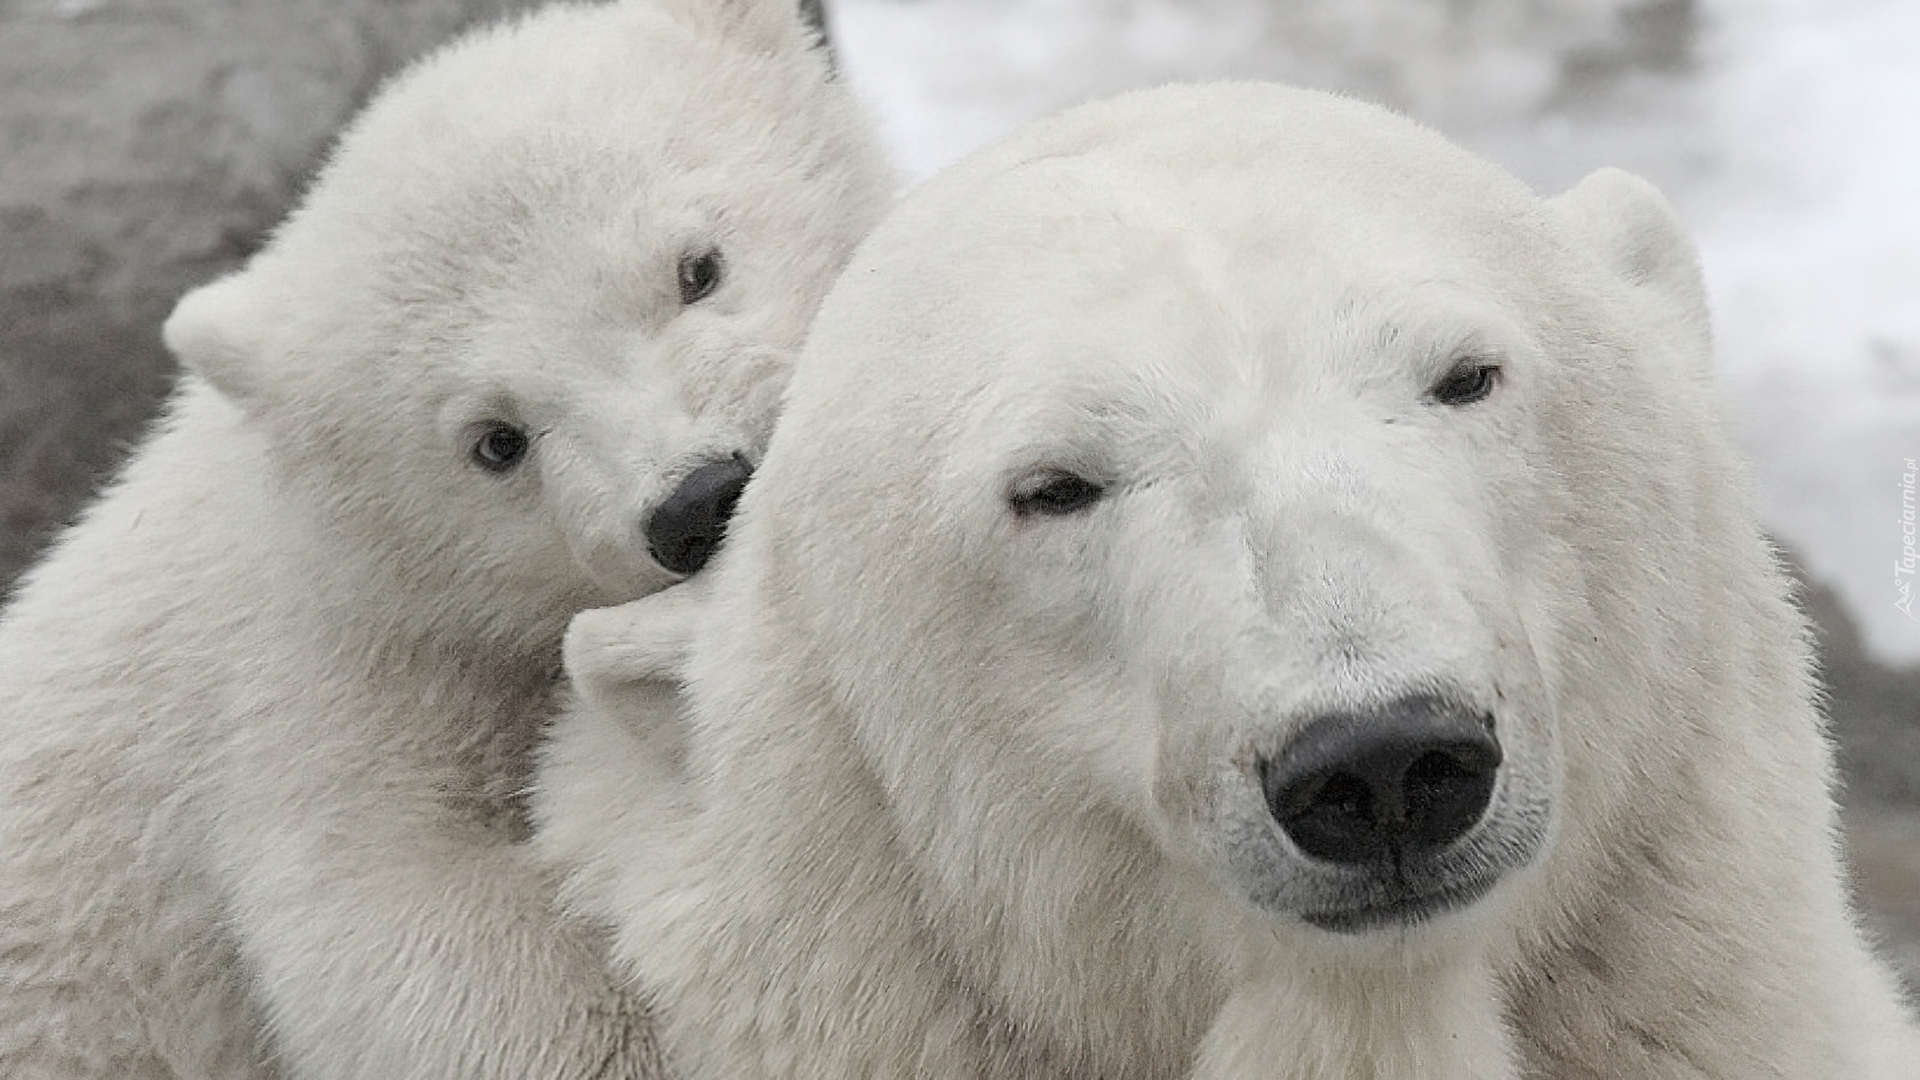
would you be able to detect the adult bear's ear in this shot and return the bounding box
[1550,167,1711,363]
[163,271,277,406]
[1551,167,1705,314]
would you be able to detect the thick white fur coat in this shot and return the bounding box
[537,84,1920,1079]
[0,1,892,1076]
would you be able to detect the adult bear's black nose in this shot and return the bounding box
[1261,695,1501,865]
[645,454,753,576]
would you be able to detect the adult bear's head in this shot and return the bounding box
[708,83,1720,951]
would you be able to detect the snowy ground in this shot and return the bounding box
[831,0,1920,663]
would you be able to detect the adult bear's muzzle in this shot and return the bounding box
[1260,693,1503,867]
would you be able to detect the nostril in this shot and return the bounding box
[645,454,753,576]
[1405,742,1501,847]
[1261,696,1501,865]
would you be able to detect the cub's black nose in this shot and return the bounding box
[645,455,753,576]
[1261,695,1501,865]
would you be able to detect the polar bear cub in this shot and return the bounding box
[537,83,1920,1079]
[0,1,891,1077]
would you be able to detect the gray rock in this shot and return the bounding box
[1809,575,1920,812]
[1791,553,1920,999]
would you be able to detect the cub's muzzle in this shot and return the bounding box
[646,454,753,576]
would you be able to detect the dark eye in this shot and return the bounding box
[472,423,529,473]
[677,249,724,305]
[1009,472,1106,517]
[1430,362,1501,407]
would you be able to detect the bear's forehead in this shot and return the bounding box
[821,177,1533,396]
[929,170,1530,301]
[790,85,1556,451]
[253,3,858,305]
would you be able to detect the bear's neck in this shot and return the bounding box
[1190,956,1519,1080]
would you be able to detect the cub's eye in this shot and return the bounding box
[1009,472,1106,517]
[472,423,529,473]
[1430,361,1501,407]
[677,249,725,305]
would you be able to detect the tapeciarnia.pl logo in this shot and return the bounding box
[1899,457,1917,618]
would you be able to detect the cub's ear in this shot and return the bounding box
[652,0,819,55]
[1550,167,1705,314]
[796,0,833,55]
[163,272,276,405]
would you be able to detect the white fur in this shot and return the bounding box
[0,1,892,1075]
[537,83,1920,1079]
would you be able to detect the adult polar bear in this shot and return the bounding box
[0,0,891,1076]
[538,83,1920,1079]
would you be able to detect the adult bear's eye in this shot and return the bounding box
[1009,471,1106,517]
[472,423,529,473]
[677,249,725,305]
[1430,361,1501,407]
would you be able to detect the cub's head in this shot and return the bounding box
[724,84,1713,952]
[162,0,892,642]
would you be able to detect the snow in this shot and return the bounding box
[831,0,1920,662]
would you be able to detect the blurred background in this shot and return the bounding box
[1,0,1914,992]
